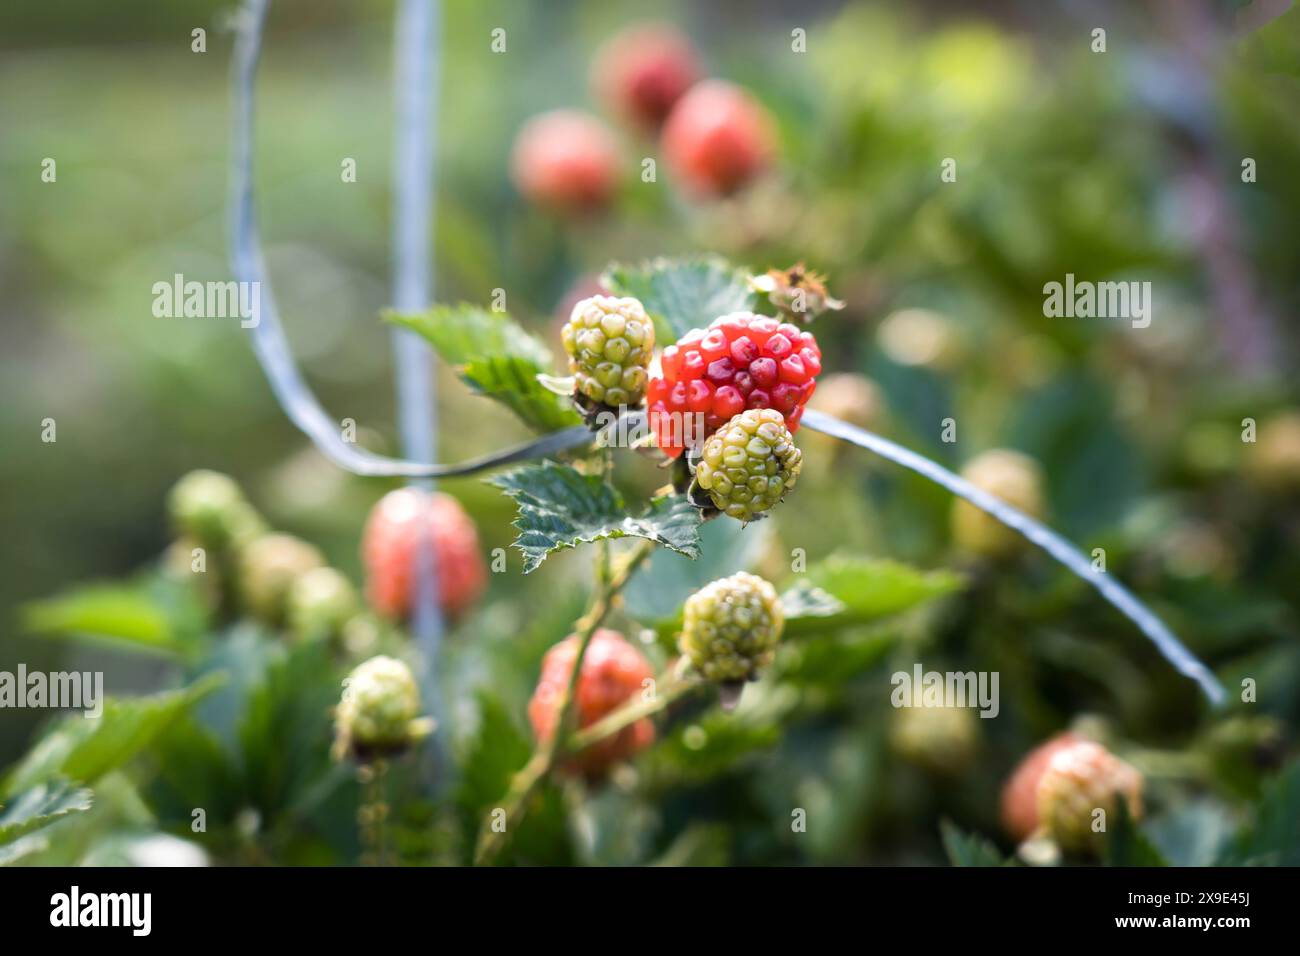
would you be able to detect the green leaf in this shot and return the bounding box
[488,462,703,573]
[786,555,964,636]
[21,578,199,656]
[1104,797,1168,867]
[0,780,93,846]
[778,581,847,621]
[387,305,580,431]
[237,642,337,818]
[1220,762,1300,866]
[455,694,572,866]
[602,257,756,342]
[940,819,1006,867]
[2,676,224,797]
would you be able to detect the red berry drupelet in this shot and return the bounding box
[528,628,655,776]
[647,312,821,458]
[362,489,487,621]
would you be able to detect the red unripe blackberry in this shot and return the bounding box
[510,110,622,214]
[592,23,702,130]
[362,489,487,621]
[1000,732,1083,842]
[1037,740,1144,855]
[661,80,776,196]
[528,628,655,776]
[647,311,821,457]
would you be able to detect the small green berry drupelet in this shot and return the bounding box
[680,572,784,688]
[561,295,655,409]
[692,408,802,521]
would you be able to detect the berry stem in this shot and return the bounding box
[474,538,656,866]
[567,672,699,753]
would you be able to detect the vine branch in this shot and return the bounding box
[474,537,656,866]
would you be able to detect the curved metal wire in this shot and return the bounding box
[801,409,1226,705]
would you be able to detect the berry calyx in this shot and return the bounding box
[679,572,784,704]
[237,533,325,626]
[750,263,844,323]
[362,489,487,621]
[1036,740,1144,855]
[951,449,1046,560]
[561,295,655,410]
[592,23,702,130]
[691,408,803,521]
[510,110,622,214]
[528,628,655,776]
[647,311,821,458]
[662,80,777,196]
[333,655,432,761]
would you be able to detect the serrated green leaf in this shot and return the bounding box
[21,577,200,656]
[488,462,702,572]
[387,305,580,431]
[1104,797,1168,867]
[940,819,1006,866]
[788,555,964,636]
[1220,761,1300,866]
[0,780,93,846]
[2,676,224,797]
[602,257,757,342]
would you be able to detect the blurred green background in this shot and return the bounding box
[1,0,1297,865]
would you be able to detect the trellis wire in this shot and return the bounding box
[229,4,1223,708]
[229,0,596,480]
[389,0,445,777]
[801,409,1226,705]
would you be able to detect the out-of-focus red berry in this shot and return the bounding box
[592,23,702,130]
[510,110,622,214]
[362,489,487,621]
[661,80,776,196]
[528,628,655,776]
[1000,731,1082,842]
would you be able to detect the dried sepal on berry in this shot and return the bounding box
[561,295,655,416]
[689,408,803,522]
[749,263,844,324]
[678,571,784,706]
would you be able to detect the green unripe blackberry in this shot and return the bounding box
[333,655,432,761]
[237,533,325,626]
[679,572,784,687]
[287,566,358,642]
[167,469,266,551]
[692,408,802,521]
[889,705,980,775]
[561,295,655,409]
[951,449,1045,559]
